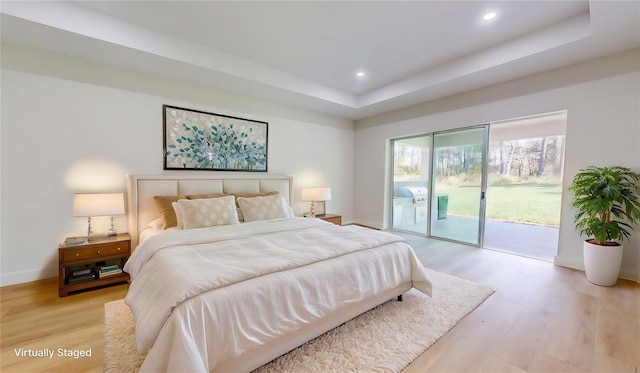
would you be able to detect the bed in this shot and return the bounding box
[124,174,433,372]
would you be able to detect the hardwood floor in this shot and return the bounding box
[400,233,640,373]
[1,234,638,372]
[1,279,128,372]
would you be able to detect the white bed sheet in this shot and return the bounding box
[124,218,433,372]
[138,227,169,244]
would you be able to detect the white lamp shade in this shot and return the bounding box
[301,187,331,201]
[73,193,125,217]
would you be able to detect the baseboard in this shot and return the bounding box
[619,267,640,282]
[554,255,639,282]
[0,266,58,286]
[346,223,380,230]
[553,255,583,271]
[351,219,383,230]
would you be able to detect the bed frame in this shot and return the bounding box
[125,173,408,372]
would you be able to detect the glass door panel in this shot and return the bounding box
[391,135,431,234]
[430,127,487,245]
[484,112,566,261]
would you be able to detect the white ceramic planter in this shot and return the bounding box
[583,240,623,286]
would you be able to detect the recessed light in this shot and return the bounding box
[483,12,497,21]
[356,72,365,78]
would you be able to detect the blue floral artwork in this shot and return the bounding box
[163,105,268,171]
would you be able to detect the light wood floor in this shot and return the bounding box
[1,234,638,372]
[1,279,128,372]
[401,233,640,373]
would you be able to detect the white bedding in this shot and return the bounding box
[124,217,433,372]
[138,226,176,243]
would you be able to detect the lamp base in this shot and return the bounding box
[106,216,117,237]
[86,217,94,241]
[307,201,316,217]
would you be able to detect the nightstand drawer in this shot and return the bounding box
[315,214,342,226]
[63,242,129,261]
[322,216,342,225]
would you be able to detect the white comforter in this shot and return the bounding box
[124,217,433,372]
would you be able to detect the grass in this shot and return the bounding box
[437,183,562,226]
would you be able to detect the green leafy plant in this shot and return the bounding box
[570,166,640,245]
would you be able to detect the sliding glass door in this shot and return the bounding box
[391,127,488,245]
[391,135,431,234]
[429,126,488,245]
[391,115,565,257]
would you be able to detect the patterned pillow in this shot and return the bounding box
[177,195,239,229]
[237,194,289,222]
[232,191,279,207]
[171,202,184,229]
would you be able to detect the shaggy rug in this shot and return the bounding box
[104,269,493,372]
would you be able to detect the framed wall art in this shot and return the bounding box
[163,105,268,172]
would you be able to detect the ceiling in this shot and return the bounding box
[1,1,639,120]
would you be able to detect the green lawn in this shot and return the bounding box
[437,183,562,226]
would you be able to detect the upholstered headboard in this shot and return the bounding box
[126,174,293,248]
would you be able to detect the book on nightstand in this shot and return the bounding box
[98,269,123,278]
[98,265,123,278]
[68,273,96,284]
[64,237,86,246]
[99,265,120,272]
[71,268,92,277]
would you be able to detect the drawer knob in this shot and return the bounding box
[75,253,80,257]
[117,247,121,251]
[97,250,101,254]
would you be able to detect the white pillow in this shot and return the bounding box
[147,218,163,229]
[286,204,295,218]
[237,194,290,222]
[172,201,184,229]
[177,195,239,229]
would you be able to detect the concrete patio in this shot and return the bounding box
[394,215,559,262]
[484,219,559,261]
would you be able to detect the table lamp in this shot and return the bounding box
[73,193,125,240]
[301,187,331,217]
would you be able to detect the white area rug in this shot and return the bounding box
[104,269,493,372]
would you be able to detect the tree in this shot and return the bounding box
[537,137,548,176]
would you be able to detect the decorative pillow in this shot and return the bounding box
[237,194,290,222]
[237,204,292,221]
[232,191,279,207]
[186,193,228,200]
[153,195,185,229]
[172,201,184,229]
[177,195,239,229]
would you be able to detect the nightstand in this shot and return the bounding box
[315,214,342,226]
[58,233,131,297]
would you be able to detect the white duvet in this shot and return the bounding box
[124,217,433,372]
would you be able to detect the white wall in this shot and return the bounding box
[354,48,640,281]
[0,45,354,285]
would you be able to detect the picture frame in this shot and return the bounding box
[163,105,268,172]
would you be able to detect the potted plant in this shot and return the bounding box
[570,166,640,286]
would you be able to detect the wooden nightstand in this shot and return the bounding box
[58,233,131,297]
[315,214,342,226]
